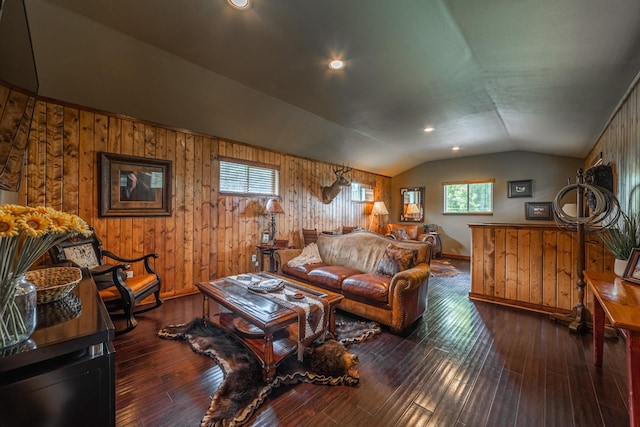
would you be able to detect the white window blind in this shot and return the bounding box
[219,159,279,196]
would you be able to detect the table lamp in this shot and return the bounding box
[265,198,284,241]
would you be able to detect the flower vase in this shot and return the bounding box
[614,258,629,277]
[0,274,37,349]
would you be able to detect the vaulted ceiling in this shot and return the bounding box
[24,0,640,176]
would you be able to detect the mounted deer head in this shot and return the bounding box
[321,165,352,204]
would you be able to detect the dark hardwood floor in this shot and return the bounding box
[112,260,629,426]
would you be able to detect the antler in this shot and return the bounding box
[333,164,353,176]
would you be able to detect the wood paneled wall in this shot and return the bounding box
[470,223,614,314]
[19,99,391,298]
[586,76,640,210]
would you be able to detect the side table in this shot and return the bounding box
[256,240,290,272]
[584,270,640,427]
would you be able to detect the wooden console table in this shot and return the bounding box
[584,270,640,427]
[0,275,115,427]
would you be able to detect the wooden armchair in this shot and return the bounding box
[49,229,163,334]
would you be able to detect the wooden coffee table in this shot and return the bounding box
[196,273,343,382]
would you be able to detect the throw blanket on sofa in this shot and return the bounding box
[287,242,323,267]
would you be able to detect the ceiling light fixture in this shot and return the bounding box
[452,146,460,151]
[227,0,251,10]
[423,126,435,133]
[329,59,345,70]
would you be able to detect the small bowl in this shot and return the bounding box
[293,293,304,299]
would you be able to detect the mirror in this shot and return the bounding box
[0,0,39,191]
[400,187,424,222]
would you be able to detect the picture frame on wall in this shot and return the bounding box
[99,152,172,217]
[508,180,533,198]
[623,248,640,285]
[525,202,552,220]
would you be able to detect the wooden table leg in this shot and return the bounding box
[593,294,605,367]
[202,295,210,319]
[328,307,337,335]
[263,332,275,383]
[626,331,640,427]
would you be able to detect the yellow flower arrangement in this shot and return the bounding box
[0,204,90,347]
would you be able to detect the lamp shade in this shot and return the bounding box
[265,198,284,214]
[406,203,420,215]
[371,201,389,215]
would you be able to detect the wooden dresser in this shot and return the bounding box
[0,274,115,427]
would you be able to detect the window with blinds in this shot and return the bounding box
[219,159,279,196]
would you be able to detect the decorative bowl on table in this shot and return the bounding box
[26,266,83,304]
[247,278,284,292]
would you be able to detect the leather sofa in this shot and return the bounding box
[274,230,432,333]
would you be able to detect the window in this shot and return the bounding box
[443,179,494,214]
[351,182,374,202]
[219,158,279,196]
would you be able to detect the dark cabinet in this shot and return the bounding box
[0,275,115,427]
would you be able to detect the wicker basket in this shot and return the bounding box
[36,293,82,328]
[26,267,83,304]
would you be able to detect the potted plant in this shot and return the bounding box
[599,209,639,275]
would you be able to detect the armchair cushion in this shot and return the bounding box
[386,224,420,240]
[390,228,410,241]
[100,273,159,302]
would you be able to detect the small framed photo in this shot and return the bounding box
[623,248,640,285]
[525,202,552,220]
[508,180,533,198]
[260,231,271,245]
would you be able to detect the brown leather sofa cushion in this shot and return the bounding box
[307,265,363,290]
[342,273,391,305]
[281,262,328,281]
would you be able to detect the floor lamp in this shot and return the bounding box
[369,201,388,233]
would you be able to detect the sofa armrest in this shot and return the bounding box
[390,263,430,293]
[273,248,303,274]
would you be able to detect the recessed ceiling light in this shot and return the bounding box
[227,0,251,10]
[452,146,460,151]
[423,126,435,133]
[329,59,345,70]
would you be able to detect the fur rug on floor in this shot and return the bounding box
[158,316,380,427]
[430,258,463,277]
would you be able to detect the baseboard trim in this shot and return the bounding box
[468,292,572,316]
[441,253,470,261]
